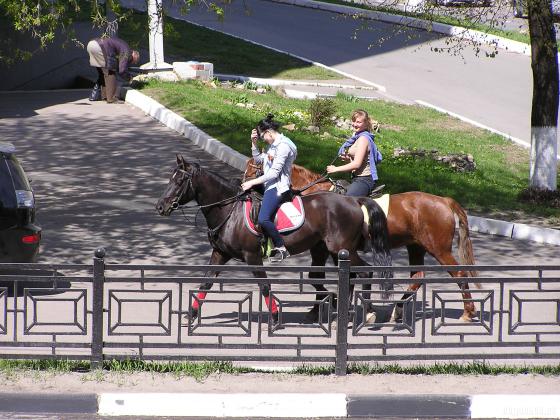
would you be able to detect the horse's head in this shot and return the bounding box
[156,155,199,216]
[242,158,263,182]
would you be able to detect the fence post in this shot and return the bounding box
[91,247,105,370]
[335,249,350,376]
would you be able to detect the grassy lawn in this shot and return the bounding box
[137,79,560,223]
[118,12,340,80]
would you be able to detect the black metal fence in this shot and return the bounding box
[1,249,559,375]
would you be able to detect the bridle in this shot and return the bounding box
[170,165,245,237]
[242,161,263,182]
[169,167,194,211]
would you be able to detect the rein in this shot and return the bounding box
[292,153,341,194]
[176,192,245,210]
[173,167,246,237]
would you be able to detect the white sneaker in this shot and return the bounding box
[269,247,290,263]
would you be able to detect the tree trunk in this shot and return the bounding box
[528,0,559,190]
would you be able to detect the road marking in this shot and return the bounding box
[415,99,531,149]
[98,392,348,417]
[470,394,560,419]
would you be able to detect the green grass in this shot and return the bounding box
[118,11,340,80]
[1,359,558,376]
[137,79,560,221]
[0,359,250,381]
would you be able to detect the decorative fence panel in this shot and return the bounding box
[0,249,559,375]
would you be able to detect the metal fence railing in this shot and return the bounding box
[1,249,559,375]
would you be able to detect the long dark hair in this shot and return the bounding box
[256,113,280,138]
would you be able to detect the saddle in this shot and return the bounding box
[243,191,305,236]
[369,184,385,199]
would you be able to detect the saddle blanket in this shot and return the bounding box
[362,194,390,225]
[244,195,305,236]
[373,194,390,217]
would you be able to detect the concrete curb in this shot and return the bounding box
[123,88,560,246]
[268,0,531,56]
[1,392,559,418]
[215,73,378,90]
[123,88,248,172]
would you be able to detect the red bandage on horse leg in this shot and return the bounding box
[265,296,278,314]
[192,292,207,310]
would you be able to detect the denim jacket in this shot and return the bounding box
[252,134,297,194]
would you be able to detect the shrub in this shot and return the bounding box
[309,97,336,128]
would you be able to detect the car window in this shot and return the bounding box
[0,157,16,208]
[6,155,31,191]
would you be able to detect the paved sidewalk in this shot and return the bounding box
[1,370,560,418]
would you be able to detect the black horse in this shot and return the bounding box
[156,155,392,322]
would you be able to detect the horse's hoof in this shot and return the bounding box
[393,306,403,323]
[303,308,319,324]
[181,308,198,326]
[365,311,377,325]
[459,314,474,322]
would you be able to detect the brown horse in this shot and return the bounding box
[156,156,393,324]
[243,158,480,322]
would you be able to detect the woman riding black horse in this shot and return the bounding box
[156,156,392,323]
[241,114,297,263]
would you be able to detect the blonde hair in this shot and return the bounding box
[351,109,373,132]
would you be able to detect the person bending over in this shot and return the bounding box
[86,37,139,103]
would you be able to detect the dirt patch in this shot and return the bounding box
[382,124,405,132]
[491,143,528,166]
[424,117,485,134]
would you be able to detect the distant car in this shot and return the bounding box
[433,0,491,6]
[513,0,560,18]
[0,142,41,262]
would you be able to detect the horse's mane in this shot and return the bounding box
[247,157,325,185]
[203,165,241,192]
[292,164,324,183]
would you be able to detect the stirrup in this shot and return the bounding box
[369,184,385,199]
[269,248,290,263]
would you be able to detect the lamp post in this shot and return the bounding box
[140,0,172,71]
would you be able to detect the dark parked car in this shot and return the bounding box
[0,142,41,262]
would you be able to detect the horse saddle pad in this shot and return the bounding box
[373,194,390,217]
[361,194,390,226]
[243,195,305,236]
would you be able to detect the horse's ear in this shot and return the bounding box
[176,154,186,168]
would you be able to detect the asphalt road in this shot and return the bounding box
[147,0,535,145]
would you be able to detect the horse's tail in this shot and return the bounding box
[357,197,393,279]
[448,198,480,281]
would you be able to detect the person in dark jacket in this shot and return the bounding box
[87,37,140,103]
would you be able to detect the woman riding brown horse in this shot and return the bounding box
[243,158,480,322]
